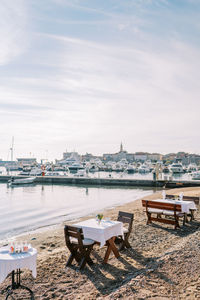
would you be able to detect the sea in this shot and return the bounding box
[0,169,193,241]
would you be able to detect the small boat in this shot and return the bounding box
[8,177,36,185]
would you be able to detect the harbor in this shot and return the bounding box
[1,174,200,188]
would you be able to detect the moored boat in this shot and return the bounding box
[169,163,184,173]
[191,171,200,180]
[8,177,36,186]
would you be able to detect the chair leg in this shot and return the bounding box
[175,216,180,229]
[66,253,74,267]
[79,257,87,269]
[183,214,187,226]
[124,238,131,248]
[66,247,80,267]
[147,212,152,224]
[190,210,195,221]
[118,242,125,251]
[118,234,131,250]
[79,246,93,269]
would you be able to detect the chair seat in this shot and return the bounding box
[147,208,184,217]
[70,237,95,246]
[123,227,129,234]
[147,208,163,214]
[162,210,184,216]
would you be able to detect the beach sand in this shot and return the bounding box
[0,187,200,299]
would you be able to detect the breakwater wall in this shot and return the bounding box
[0,175,200,188]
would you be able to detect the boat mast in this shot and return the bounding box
[10,136,14,162]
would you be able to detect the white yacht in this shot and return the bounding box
[170,163,184,173]
[187,164,198,173]
[29,167,43,176]
[138,164,151,173]
[191,171,200,180]
[45,171,60,176]
[126,164,137,174]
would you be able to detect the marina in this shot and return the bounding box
[0,172,200,189]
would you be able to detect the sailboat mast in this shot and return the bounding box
[10,136,14,162]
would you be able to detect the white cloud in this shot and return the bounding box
[0,0,200,160]
[0,0,29,65]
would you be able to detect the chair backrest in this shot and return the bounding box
[64,225,84,249]
[166,194,199,205]
[117,211,134,232]
[142,200,182,212]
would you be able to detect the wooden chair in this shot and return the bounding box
[64,225,95,269]
[115,211,134,250]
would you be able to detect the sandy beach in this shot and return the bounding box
[0,186,200,300]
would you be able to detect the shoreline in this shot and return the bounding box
[0,186,156,244]
[0,196,143,246]
[0,186,200,299]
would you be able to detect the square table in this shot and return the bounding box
[74,219,123,263]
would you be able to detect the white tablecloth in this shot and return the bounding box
[75,219,123,247]
[0,247,37,284]
[152,199,196,214]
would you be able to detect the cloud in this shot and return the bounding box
[0,0,200,159]
[0,0,29,65]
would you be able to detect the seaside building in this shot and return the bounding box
[17,158,37,167]
[55,150,81,165]
[134,152,148,162]
[81,153,102,162]
[103,143,134,162]
[148,153,163,162]
[62,150,81,161]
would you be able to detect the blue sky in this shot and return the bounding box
[0,0,200,161]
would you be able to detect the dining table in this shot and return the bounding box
[0,246,37,299]
[74,218,124,263]
[151,198,197,214]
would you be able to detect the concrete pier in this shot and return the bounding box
[1,175,200,188]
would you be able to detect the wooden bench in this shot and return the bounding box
[142,200,185,229]
[166,194,199,221]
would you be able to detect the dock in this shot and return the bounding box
[1,175,200,188]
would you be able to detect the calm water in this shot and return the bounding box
[0,183,156,241]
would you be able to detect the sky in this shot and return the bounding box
[0,0,200,162]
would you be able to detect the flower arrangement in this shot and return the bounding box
[96,214,103,224]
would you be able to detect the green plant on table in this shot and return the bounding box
[96,214,103,221]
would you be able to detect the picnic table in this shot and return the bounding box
[142,198,197,229]
[152,198,196,214]
[74,218,123,263]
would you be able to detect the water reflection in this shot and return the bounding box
[0,183,156,241]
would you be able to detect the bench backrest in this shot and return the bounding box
[142,200,182,212]
[166,194,199,205]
